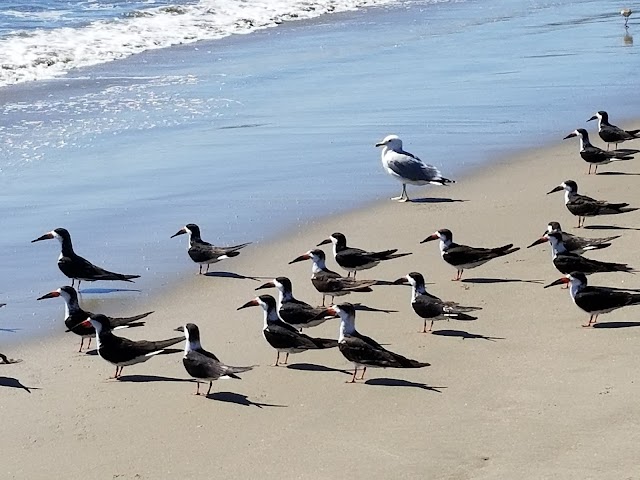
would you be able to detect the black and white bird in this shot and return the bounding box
[537,221,620,255]
[375,134,454,202]
[588,111,640,149]
[563,128,637,174]
[237,295,338,366]
[31,228,140,289]
[545,272,640,327]
[171,223,250,275]
[317,232,411,279]
[255,277,337,329]
[547,180,637,228]
[176,323,254,396]
[322,303,429,383]
[89,314,183,379]
[421,229,519,281]
[289,249,377,305]
[393,272,481,333]
[528,231,634,276]
[37,286,153,352]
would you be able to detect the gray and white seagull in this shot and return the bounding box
[375,134,454,202]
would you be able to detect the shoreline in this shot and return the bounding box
[4,130,640,478]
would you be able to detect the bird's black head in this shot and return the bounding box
[569,271,588,285]
[334,302,356,317]
[89,314,111,335]
[564,180,578,193]
[547,221,562,233]
[407,272,426,286]
[274,276,292,292]
[180,323,200,342]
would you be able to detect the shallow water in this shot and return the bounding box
[0,0,638,340]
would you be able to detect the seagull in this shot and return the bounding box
[545,271,640,327]
[421,229,519,281]
[171,223,251,274]
[237,295,338,366]
[89,314,183,379]
[547,180,637,227]
[255,276,338,330]
[375,134,454,202]
[317,232,411,279]
[528,231,634,276]
[622,8,632,28]
[539,221,620,255]
[31,228,140,289]
[289,249,377,305]
[563,128,636,174]
[393,272,481,333]
[322,303,429,383]
[176,323,254,396]
[37,286,153,352]
[587,111,640,150]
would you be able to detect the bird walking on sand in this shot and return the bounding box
[394,272,481,333]
[421,229,520,281]
[547,180,637,228]
[31,228,140,289]
[89,314,183,379]
[171,223,251,274]
[528,231,634,276]
[563,128,637,174]
[321,303,429,383]
[622,8,632,28]
[586,111,640,150]
[539,221,619,255]
[237,295,338,366]
[289,249,377,305]
[37,286,153,352]
[317,232,411,279]
[375,134,454,202]
[545,271,640,327]
[176,323,254,396]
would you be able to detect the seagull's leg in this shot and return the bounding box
[422,319,428,333]
[78,338,84,353]
[582,315,594,328]
[194,382,200,395]
[87,337,92,350]
[199,265,203,275]
[206,381,213,396]
[391,185,405,201]
[77,280,81,291]
[591,314,599,326]
[283,352,289,365]
[358,367,367,380]
[71,279,75,288]
[353,271,357,280]
[397,184,409,202]
[588,164,592,175]
[273,352,280,367]
[347,367,358,383]
[206,264,211,274]
[594,165,598,174]
[429,320,434,332]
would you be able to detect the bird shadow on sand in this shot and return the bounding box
[204,271,262,282]
[596,172,640,176]
[353,303,398,314]
[592,321,640,329]
[0,376,38,393]
[364,378,445,393]
[116,374,194,383]
[462,278,544,285]
[408,197,468,204]
[583,225,640,231]
[0,327,21,333]
[286,362,352,375]
[207,391,287,408]
[83,349,99,356]
[431,329,505,341]
[79,288,142,295]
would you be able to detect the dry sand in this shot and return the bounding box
[2,131,640,479]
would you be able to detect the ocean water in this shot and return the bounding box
[0,0,638,340]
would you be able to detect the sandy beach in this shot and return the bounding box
[3,129,640,479]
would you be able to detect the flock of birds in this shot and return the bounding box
[2,110,640,395]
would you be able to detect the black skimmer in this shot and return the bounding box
[255,277,337,330]
[587,111,640,150]
[393,272,481,333]
[171,223,251,275]
[421,229,519,281]
[176,323,254,396]
[88,314,183,379]
[563,128,637,174]
[31,228,140,289]
[622,8,632,27]
[539,221,620,254]
[545,271,640,327]
[375,134,454,202]
[547,180,638,228]
[289,249,377,305]
[528,231,634,276]
[237,295,338,366]
[322,303,429,383]
[37,286,153,352]
[317,232,411,279]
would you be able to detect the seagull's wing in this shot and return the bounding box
[386,150,443,183]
